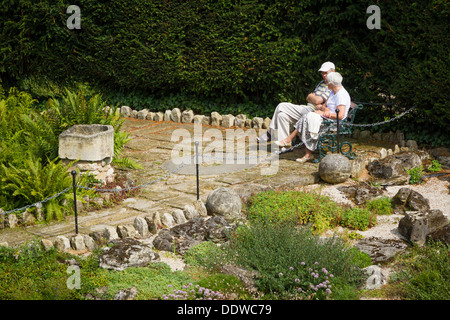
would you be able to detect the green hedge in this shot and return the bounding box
[1,0,449,146]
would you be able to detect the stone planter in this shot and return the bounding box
[59,124,115,183]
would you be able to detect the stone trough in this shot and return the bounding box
[59,124,115,184]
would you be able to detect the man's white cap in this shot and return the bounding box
[318,61,335,72]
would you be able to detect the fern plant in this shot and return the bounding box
[0,156,95,222]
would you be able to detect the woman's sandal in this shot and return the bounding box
[274,140,292,148]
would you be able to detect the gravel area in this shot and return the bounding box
[304,176,450,240]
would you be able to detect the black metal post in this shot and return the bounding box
[336,109,340,154]
[71,170,78,234]
[195,141,200,200]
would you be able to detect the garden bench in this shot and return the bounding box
[312,102,364,163]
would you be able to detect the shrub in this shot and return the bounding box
[222,221,365,298]
[408,166,425,184]
[246,190,376,233]
[338,207,377,231]
[0,240,105,300]
[365,196,393,216]
[388,241,449,300]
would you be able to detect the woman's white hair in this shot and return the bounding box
[327,72,343,86]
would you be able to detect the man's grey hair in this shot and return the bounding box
[327,72,343,86]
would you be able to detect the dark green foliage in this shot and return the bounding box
[0,1,448,145]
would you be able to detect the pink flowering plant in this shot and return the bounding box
[162,283,225,300]
[264,262,334,300]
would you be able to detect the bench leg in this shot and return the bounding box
[314,134,356,162]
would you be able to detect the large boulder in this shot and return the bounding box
[319,154,352,184]
[153,216,230,254]
[367,152,422,185]
[391,188,430,214]
[99,238,160,271]
[355,237,409,263]
[205,187,243,221]
[427,223,450,245]
[398,209,448,245]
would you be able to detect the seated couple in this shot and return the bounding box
[258,62,351,163]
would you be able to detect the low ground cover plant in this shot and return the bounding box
[245,190,376,233]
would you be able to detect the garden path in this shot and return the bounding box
[0,118,427,246]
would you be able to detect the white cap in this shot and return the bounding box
[318,61,335,72]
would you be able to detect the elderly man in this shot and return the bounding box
[256,61,335,143]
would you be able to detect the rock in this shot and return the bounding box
[134,216,149,238]
[367,153,422,185]
[117,224,137,239]
[114,287,138,300]
[153,216,230,254]
[193,115,205,124]
[205,187,243,221]
[202,116,211,126]
[99,238,160,271]
[262,117,271,129]
[426,223,450,245]
[337,182,383,205]
[355,237,409,263]
[154,112,164,121]
[54,235,71,252]
[234,114,247,128]
[192,199,208,217]
[120,106,132,117]
[398,209,448,245]
[406,140,418,151]
[145,213,162,234]
[363,265,388,290]
[41,239,54,251]
[221,114,235,128]
[161,212,175,228]
[181,110,194,123]
[137,109,149,120]
[70,234,86,251]
[183,205,199,220]
[379,148,388,159]
[83,234,97,251]
[164,110,172,121]
[359,130,371,140]
[130,110,138,118]
[5,214,18,229]
[171,108,182,122]
[252,117,264,129]
[350,155,367,179]
[103,226,119,241]
[210,112,222,126]
[172,209,187,224]
[392,188,430,214]
[146,112,155,120]
[319,154,352,184]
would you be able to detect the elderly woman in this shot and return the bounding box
[275,72,351,162]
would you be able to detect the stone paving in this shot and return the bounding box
[0,117,391,247]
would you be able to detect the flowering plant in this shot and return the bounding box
[271,262,334,300]
[162,283,225,300]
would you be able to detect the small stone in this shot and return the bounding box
[172,209,187,224]
[70,234,86,251]
[54,235,71,252]
[134,217,149,238]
